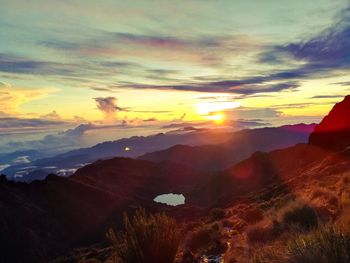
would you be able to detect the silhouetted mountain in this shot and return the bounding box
[0,158,201,263]
[2,129,235,182]
[140,124,316,172]
[309,95,350,150]
[189,96,350,207]
[188,143,333,207]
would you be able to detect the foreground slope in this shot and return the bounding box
[0,158,200,263]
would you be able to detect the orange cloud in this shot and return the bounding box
[0,84,57,116]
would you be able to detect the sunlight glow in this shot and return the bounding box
[196,101,241,115]
[206,113,225,124]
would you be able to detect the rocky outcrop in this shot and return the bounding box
[309,95,350,150]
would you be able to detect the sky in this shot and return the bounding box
[1,0,350,154]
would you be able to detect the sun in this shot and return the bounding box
[195,101,239,124]
[206,113,225,124]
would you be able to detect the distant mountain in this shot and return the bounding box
[2,129,232,181]
[140,124,316,172]
[3,124,315,182]
[309,95,350,150]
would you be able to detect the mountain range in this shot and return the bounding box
[3,124,315,182]
[1,96,350,262]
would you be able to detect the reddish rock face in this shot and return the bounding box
[309,95,350,150]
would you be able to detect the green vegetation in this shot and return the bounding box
[107,208,180,263]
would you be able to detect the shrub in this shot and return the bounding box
[251,247,284,263]
[187,224,226,254]
[287,225,350,263]
[251,225,350,263]
[222,219,235,228]
[209,208,226,221]
[107,208,180,263]
[282,204,318,231]
[242,207,264,224]
[246,220,277,244]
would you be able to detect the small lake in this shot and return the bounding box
[153,193,185,206]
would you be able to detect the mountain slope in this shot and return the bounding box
[309,95,350,150]
[140,124,316,172]
[4,124,315,182]
[0,158,201,263]
[2,129,234,181]
[188,143,334,207]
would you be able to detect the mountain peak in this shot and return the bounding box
[309,95,350,150]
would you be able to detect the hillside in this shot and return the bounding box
[140,124,316,172]
[309,95,350,150]
[0,158,201,263]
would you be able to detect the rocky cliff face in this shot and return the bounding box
[309,95,350,150]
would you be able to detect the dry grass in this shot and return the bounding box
[251,225,350,263]
[107,208,180,263]
[246,220,279,244]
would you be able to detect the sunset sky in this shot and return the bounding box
[1,0,350,153]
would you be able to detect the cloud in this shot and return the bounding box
[133,110,172,113]
[143,117,157,122]
[0,164,10,172]
[0,117,66,130]
[122,80,299,95]
[230,119,271,128]
[41,110,62,120]
[161,121,210,129]
[73,115,87,122]
[271,101,340,109]
[332,81,350,86]
[226,107,283,119]
[0,53,78,75]
[40,32,260,67]
[61,123,95,137]
[94,97,129,123]
[12,156,31,164]
[0,85,56,115]
[259,5,350,80]
[310,95,346,99]
[161,118,270,130]
[1,123,97,155]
